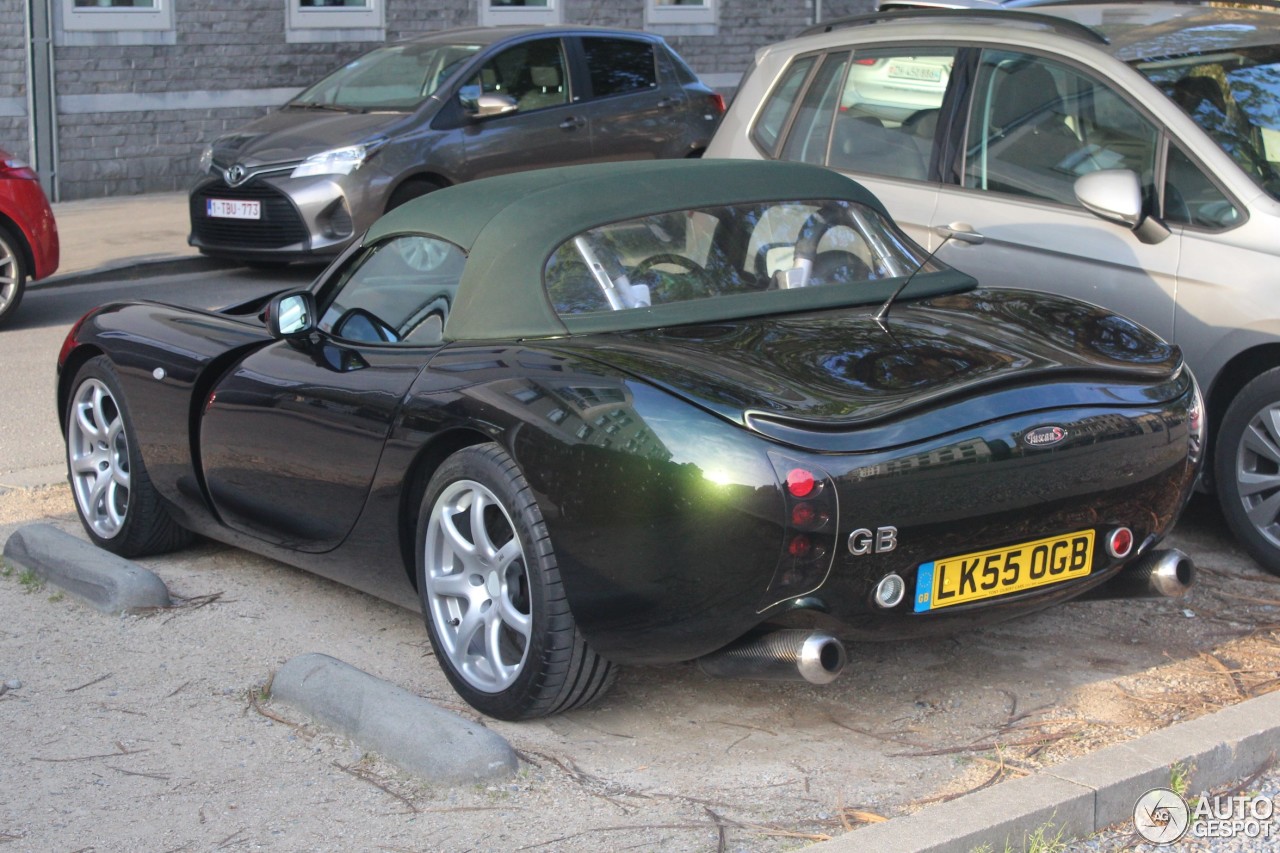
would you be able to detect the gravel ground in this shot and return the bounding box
[5,482,1280,852]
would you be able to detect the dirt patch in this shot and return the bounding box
[2,487,1278,851]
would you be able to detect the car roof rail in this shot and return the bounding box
[1045,0,1280,11]
[796,8,1108,46]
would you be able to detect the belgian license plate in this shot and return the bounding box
[914,530,1094,612]
[206,198,260,220]
[887,62,943,83]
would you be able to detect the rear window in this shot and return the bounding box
[752,56,816,153]
[544,199,935,317]
[583,38,658,97]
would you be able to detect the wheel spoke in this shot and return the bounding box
[470,492,498,561]
[1238,469,1280,498]
[496,588,531,637]
[439,505,478,560]
[70,451,100,475]
[105,481,127,530]
[454,604,484,657]
[429,570,471,599]
[495,538,522,572]
[482,608,511,675]
[88,469,110,514]
[1243,421,1280,468]
[75,401,101,441]
[1246,488,1280,529]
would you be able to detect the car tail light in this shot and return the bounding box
[786,468,816,498]
[764,452,838,608]
[708,92,726,114]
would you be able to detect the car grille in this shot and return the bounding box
[190,182,309,250]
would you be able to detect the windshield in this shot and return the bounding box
[545,199,939,316]
[292,42,481,111]
[1136,45,1280,201]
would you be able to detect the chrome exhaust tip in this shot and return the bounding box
[1086,548,1195,600]
[697,629,847,685]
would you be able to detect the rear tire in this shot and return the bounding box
[0,223,28,329]
[65,356,193,557]
[1215,367,1280,576]
[416,443,614,720]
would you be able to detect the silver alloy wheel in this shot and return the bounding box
[1236,400,1280,550]
[0,231,19,316]
[423,479,532,693]
[67,378,131,539]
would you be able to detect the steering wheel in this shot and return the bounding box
[632,253,707,278]
[631,253,717,302]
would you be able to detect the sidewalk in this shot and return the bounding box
[43,191,207,285]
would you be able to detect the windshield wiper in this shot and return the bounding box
[286,101,355,113]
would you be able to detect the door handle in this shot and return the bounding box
[559,116,586,130]
[935,222,985,245]
[657,97,680,109]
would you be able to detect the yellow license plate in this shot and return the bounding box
[914,530,1094,612]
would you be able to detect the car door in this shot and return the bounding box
[766,46,958,249]
[573,36,685,161]
[927,49,1179,340]
[458,36,594,179]
[199,234,463,552]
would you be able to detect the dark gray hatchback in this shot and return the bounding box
[188,26,724,263]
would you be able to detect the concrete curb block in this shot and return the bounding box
[38,256,226,289]
[812,690,1280,852]
[271,653,518,785]
[2,523,171,614]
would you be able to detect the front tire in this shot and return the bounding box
[1216,367,1280,575]
[416,443,614,720]
[65,357,193,557]
[0,223,28,329]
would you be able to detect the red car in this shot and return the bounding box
[0,149,59,328]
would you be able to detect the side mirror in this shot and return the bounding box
[1074,168,1170,245]
[469,93,518,120]
[264,290,316,339]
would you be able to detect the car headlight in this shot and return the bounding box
[290,143,376,179]
[198,144,214,174]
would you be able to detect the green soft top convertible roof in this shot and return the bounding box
[366,158,975,341]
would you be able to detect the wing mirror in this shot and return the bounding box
[1074,169,1170,245]
[469,93,518,120]
[264,290,316,339]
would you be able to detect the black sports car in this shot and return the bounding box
[58,160,1202,720]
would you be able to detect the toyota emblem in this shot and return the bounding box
[225,163,248,186]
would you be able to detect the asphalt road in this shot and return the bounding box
[0,265,315,480]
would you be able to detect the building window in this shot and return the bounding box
[287,0,384,43]
[647,0,716,27]
[479,0,561,27]
[62,0,173,32]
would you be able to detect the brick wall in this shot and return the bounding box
[14,0,877,199]
[0,0,28,160]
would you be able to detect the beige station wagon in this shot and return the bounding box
[707,1,1280,575]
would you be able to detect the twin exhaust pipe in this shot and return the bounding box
[697,549,1194,684]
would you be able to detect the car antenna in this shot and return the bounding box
[873,232,955,326]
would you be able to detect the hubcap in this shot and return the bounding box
[1236,401,1280,549]
[67,378,131,539]
[0,237,17,314]
[424,479,532,693]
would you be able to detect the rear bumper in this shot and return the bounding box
[777,392,1201,640]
